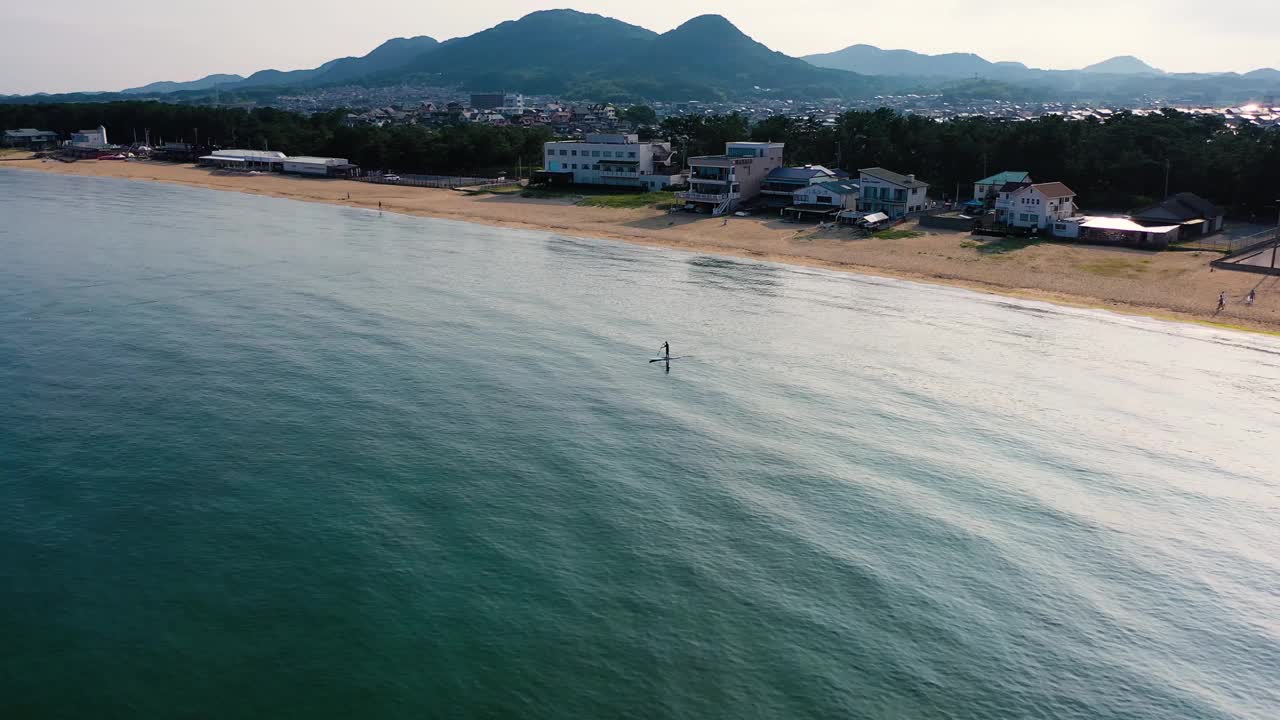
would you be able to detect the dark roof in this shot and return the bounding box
[859,167,928,188]
[831,168,852,179]
[812,180,860,195]
[1132,192,1224,222]
[998,181,1032,193]
[4,128,57,138]
[766,165,836,181]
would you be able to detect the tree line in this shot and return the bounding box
[4,101,1278,214]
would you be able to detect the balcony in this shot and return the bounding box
[677,191,731,203]
[600,170,640,178]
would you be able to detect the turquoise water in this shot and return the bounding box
[1,169,1278,719]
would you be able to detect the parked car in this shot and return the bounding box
[383,174,401,181]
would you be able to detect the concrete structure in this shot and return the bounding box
[1005,182,1078,231]
[1131,192,1225,238]
[1065,216,1181,248]
[198,149,287,171]
[543,134,682,191]
[678,142,785,215]
[973,171,1031,205]
[3,128,59,150]
[761,165,839,208]
[68,126,109,149]
[783,180,860,219]
[857,167,929,218]
[282,156,359,177]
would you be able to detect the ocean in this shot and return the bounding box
[1,169,1277,719]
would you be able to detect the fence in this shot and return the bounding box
[1179,227,1278,254]
[356,173,508,189]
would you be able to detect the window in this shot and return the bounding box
[547,149,555,156]
[571,150,577,156]
[559,150,567,156]
[571,164,578,169]
[592,151,600,157]
[628,152,636,158]
[817,196,833,204]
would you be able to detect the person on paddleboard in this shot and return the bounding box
[660,341,670,359]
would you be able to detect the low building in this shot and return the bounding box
[68,126,109,149]
[1131,192,1225,238]
[282,156,359,177]
[3,128,59,150]
[857,167,929,218]
[760,165,839,209]
[1065,216,1181,249]
[542,134,682,191]
[1005,182,1078,231]
[678,142,785,215]
[973,171,1031,205]
[783,180,860,220]
[198,149,287,171]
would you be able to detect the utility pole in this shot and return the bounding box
[1164,159,1171,199]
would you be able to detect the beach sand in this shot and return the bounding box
[6,156,1279,333]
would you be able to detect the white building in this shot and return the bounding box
[282,156,358,177]
[1005,182,1078,230]
[68,126,109,149]
[858,167,929,218]
[198,149,288,170]
[543,134,683,191]
[678,141,786,215]
[783,180,860,220]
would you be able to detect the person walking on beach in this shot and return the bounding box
[1247,289,1256,306]
[1217,291,1227,312]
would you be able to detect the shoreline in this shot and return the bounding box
[5,157,1278,335]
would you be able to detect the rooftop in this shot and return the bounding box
[1028,182,1076,198]
[976,170,1031,186]
[766,165,837,181]
[859,167,928,189]
[812,180,861,195]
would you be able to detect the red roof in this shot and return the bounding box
[1030,182,1076,199]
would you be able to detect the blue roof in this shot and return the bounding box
[813,180,860,195]
[976,170,1031,186]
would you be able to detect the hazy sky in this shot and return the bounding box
[4,0,1279,94]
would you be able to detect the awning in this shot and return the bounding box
[1081,217,1178,233]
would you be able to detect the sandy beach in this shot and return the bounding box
[5,156,1279,333]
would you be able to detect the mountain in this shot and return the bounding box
[236,35,439,89]
[121,73,245,94]
[1243,68,1280,80]
[802,44,1011,78]
[1081,56,1163,75]
[389,10,883,100]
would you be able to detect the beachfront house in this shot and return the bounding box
[3,128,59,150]
[68,126,110,149]
[782,180,860,220]
[1131,192,1225,238]
[678,142,785,216]
[993,181,1032,223]
[857,167,929,219]
[542,134,683,191]
[973,171,1031,206]
[760,165,840,209]
[1004,182,1078,231]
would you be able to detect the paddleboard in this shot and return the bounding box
[648,356,689,363]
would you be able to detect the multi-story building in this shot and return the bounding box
[678,142,785,215]
[760,165,840,209]
[1004,182,1078,230]
[858,167,930,218]
[543,134,683,191]
[2,128,59,150]
[973,171,1031,206]
[68,126,109,149]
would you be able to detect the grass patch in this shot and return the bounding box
[576,191,676,209]
[872,229,923,240]
[1076,258,1150,278]
[963,236,1045,254]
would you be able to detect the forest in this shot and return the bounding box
[4,101,1279,215]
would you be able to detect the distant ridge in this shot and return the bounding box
[801,44,1018,78]
[122,74,246,95]
[1081,56,1163,75]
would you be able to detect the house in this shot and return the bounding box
[973,171,1031,206]
[3,128,59,150]
[542,133,682,191]
[68,126,109,149]
[760,165,839,208]
[677,142,785,215]
[782,180,860,220]
[1004,182,1078,231]
[1130,192,1225,238]
[857,167,929,218]
[993,181,1032,222]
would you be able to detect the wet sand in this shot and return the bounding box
[5,157,1278,333]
